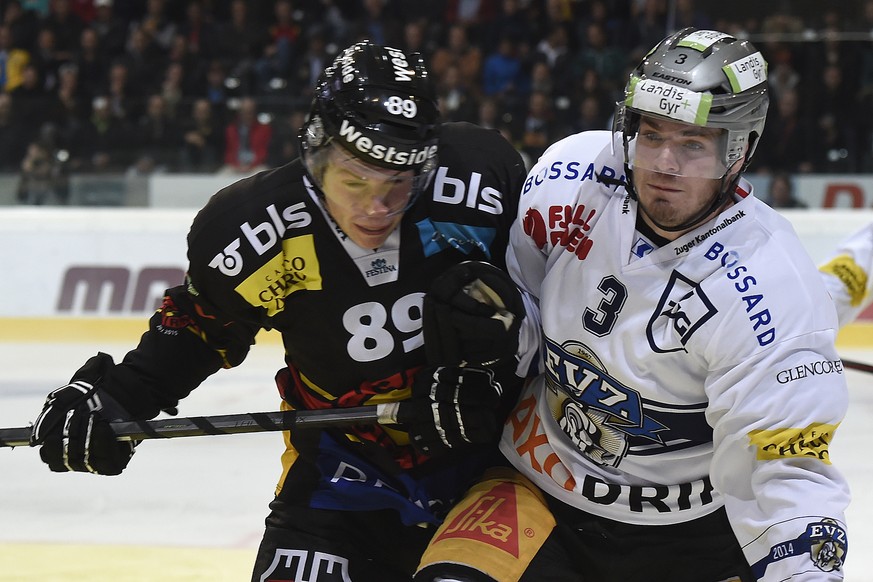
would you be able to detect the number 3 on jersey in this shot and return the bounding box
[583,275,627,336]
[343,293,425,362]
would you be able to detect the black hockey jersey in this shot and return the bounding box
[103,122,527,524]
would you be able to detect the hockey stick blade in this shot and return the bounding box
[0,404,395,448]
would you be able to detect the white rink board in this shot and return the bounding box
[0,207,871,320]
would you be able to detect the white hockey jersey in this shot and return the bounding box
[501,131,850,580]
[819,221,873,328]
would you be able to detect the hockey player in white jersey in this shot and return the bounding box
[414,28,849,582]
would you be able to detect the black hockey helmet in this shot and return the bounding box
[300,41,440,207]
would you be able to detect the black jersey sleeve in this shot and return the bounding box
[98,171,292,419]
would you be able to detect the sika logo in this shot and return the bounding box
[433,482,520,557]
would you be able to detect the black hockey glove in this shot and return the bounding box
[423,261,525,367]
[31,352,136,476]
[397,366,504,456]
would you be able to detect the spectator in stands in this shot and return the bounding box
[158,61,184,118]
[90,0,126,58]
[136,0,176,53]
[122,24,163,92]
[473,94,497,128]
[443,0,498,40]
[266,107,305,168]
[767,171,807,209]
[254,0,302,92]
[179,97,224,173]
[16,135,67,204]
[130,93,180,175]
[3,1,39,52]
[436,63,477,122]
[73,27,107,98]
[48,61,88,141]
[9,62,50,141]
[534,22,571,79]
[220,96,271,175]
[481,32,526,102]
[0,92,26,170]
[570,93,609,133]
[199,58,230,121]
[430,23,482,97]
[178,0,220,62]
[315,0,352,47]
[400,19,429,57]
[0,23,30,93]
[487,0,531,50]
[570,66,614,125]
[352,0,402,47]
[519,89,557,161]
[753,87,813,173]
[673,0,713,31]
[573,21,626,93]
[162,33,201,98]
[41,0,83,62]
[30,26,63,90]
[289,26,333,105]
[102,59,140,123]
[73,94,136,172]
[218,0,265,94]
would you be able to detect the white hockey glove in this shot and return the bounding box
[31,352,136,475]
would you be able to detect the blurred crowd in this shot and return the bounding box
[2,0,873,204]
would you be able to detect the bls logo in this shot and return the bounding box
[432,167,503,215]
[258,548,352,582]
[210,202,312,277]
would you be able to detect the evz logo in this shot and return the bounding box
[544,339,666,468]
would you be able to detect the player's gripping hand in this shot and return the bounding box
[397,366,504,456]
[30,352,136,475]
[424,261,524,367]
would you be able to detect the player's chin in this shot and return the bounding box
[349,223,396,247]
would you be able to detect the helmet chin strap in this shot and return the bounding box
[632,166,742,235]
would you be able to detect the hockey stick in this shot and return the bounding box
[842,358,873,375]
[0,404,397,448]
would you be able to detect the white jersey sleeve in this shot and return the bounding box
[818,221,873,327]
[501,130,850,581]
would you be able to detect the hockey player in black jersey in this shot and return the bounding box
[28,42,531,581]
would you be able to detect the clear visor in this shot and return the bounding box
[627,116,732,180]
[305,142,432,219]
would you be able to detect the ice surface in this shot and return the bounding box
[0,341,870,579]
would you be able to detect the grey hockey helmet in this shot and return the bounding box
[615,28,769,183]
[300,41,440,215]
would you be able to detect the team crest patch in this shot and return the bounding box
[751,517,848,579]
[808,519,847,572]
